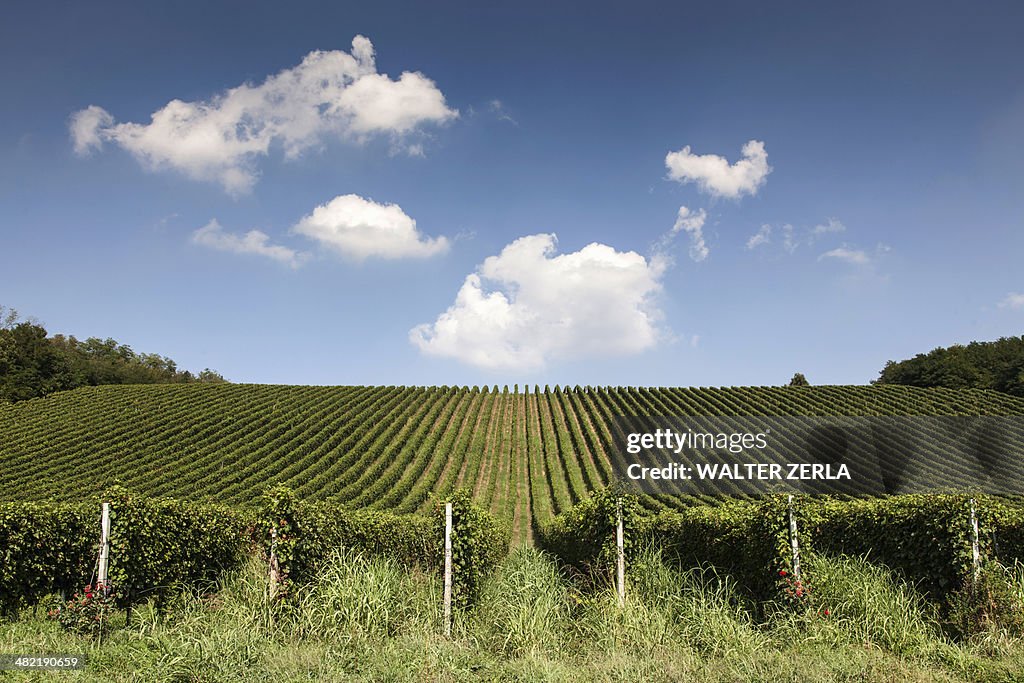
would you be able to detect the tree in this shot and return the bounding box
[875,336,1024,397]
[1,304,229,402]
[196,369,227,383]
[788,373,810,387]
[0,305,19,330]
[0,322,76,402]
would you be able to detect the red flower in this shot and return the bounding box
[778,569,787,576]
[824,609,831,616]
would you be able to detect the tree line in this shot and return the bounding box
[874,336,1024,397]
[0,305,225,403]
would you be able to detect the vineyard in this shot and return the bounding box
[2,383,1023,544]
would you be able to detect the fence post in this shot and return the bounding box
[969,498,980,586]
[97,502,110,595]
[616,497,625,607]
[268,524,280,601]
[788,495,801,582]
[443,502,453,636]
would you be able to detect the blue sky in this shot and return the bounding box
[2,1,1022,388]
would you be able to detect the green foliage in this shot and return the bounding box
[470,548,573,657]
[258,486,439,601]
[0,322,78,402]
[638,495,797,602]
[535,485,642,575]
[2,382,1023,548]
[786,553,941,656]
[0,306,226,403]
[947,561,1024,639]
[789,372,810,386]
[256,487,508,610]
[804,495,990,599]
[48,581,117,638]
[434,489,510,610]
[259,485,298,600]
[875,335,1024,396]
[540,491,794,602]
[104,487,248,608]
[7,548,1024,681]
[0,493,247,614]
[543,489,1024,622]
[0,502,93,614]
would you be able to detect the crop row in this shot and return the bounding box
[2,384,1023,544]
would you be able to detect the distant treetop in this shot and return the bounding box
[0,304,227,403]
[874,336,1024,397]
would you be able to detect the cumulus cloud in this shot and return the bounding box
[191,220,305,268]
[410,234,666,370]
[69,36,457,193]
[746,224,772,250]
[670,206,709,261]
[998,293,1024,310]
[292,194,448,261]
[665,140,771,199]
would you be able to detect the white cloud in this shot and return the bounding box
[665,140,771,199]
[819,246,871,265]
[812,217,846,236]
[998,293,1024,310]
[69,105,113,155]
[746,224,772,250]
[782,224,797,253]
[293,194,449,261]
[69,36,457,193]
[819,244,893,267]
[191,220,305,268]
[410,234,666,370]
[671,206,709,261]
[489,99,518,125]
[750,218,845,254]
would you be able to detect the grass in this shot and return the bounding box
[3,549,1024,681]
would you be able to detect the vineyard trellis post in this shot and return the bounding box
[616,497,625,608]
[443,502,453,637]
[969,498,980,586]
[98,502,111,596]
[268,524,280,601]
[787,495,801,582]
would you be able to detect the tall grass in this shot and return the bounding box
[291,546,439,641]
[2,547,1024,681]
[773,552,941,655]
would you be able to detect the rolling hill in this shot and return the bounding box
[2,383,1023,544]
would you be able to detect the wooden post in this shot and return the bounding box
[443,502,453,637]
[616,497,625,607]
[969,498,980,586]
[788,495,801,582]
[268,525,280,601]
[97,502,110,595]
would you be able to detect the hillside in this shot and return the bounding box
[3,383,1023,543]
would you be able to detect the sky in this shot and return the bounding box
[1,0,1022,388]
